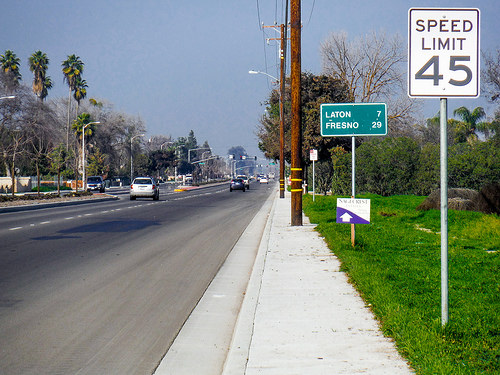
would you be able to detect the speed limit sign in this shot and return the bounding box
[408,8,480,97]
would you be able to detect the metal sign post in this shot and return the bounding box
[351,136,356,246]
[408,8,480,326]
[310,149,318,202]
[440,98,449,325]
[320,102,387,246]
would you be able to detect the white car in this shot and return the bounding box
[130,177,160,200]
[259,176,269,184]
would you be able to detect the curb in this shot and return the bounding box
[153,188,277,375]
[0,195,119,213]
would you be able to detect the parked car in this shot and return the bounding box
[237,175,250,189]
[130,177,160,200]
[230,178,246,192]
[86,176,105,193]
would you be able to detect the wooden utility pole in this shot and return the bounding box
[290,0,302,226]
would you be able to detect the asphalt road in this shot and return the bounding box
[0,181,275,375]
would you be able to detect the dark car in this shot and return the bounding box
[86,176,105,193]
[230,178,245,192]
[237,175,250,189]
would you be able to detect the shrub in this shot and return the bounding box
[357,137,420,196]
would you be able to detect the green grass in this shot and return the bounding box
[303,194,500,374]
[31,185,71,192]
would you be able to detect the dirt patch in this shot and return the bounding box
[417,184,500,215]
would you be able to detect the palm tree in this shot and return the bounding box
[72,76,88,115]
[40,76,53,101]
[62,54,84,146]
[453,106,486,143]
[0,50,22,92]
[28,50,50,101]
[72,112,94,139]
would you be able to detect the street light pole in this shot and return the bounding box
[279,23,286,199]
[160,141,174,150]
[248,70,278,81]
[249,68,286,198]
[82,121,100,191]
[188,147,211,163]
[130,134,144,182]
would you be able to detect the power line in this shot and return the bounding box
[256,0,262,27]
[305,0,315,28]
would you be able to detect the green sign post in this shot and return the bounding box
[320,103,387,137]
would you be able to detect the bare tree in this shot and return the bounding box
[320,31,420,135]
[482,49,500,102]
[25,101,60,194]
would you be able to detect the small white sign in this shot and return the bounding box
[336,198,371,224]
[408,8,480,97]
[309,149,318,161]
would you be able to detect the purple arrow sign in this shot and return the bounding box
[336,198,371,224]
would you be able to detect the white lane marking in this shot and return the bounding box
[5,187,223,233]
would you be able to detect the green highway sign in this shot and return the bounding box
[320,103,387,137]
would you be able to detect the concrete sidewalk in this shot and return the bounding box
[156,190,413,374]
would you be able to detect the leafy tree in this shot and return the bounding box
[448,140,500,190]
[186,130,198,159]
[133,153,150,177]
[257,72,349,163]
[49,143,69,195]
[149,149,175,177]
[330,146,351,195]
[419,112,457,146]
[301,73,350,162]
[86,147,108,177]
[414,143,439,195]
[357,137,420,196]
[28,50,51,101]
[487,110,500,141]
[314,160,336,195]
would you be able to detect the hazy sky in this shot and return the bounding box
[1,0,498,158]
